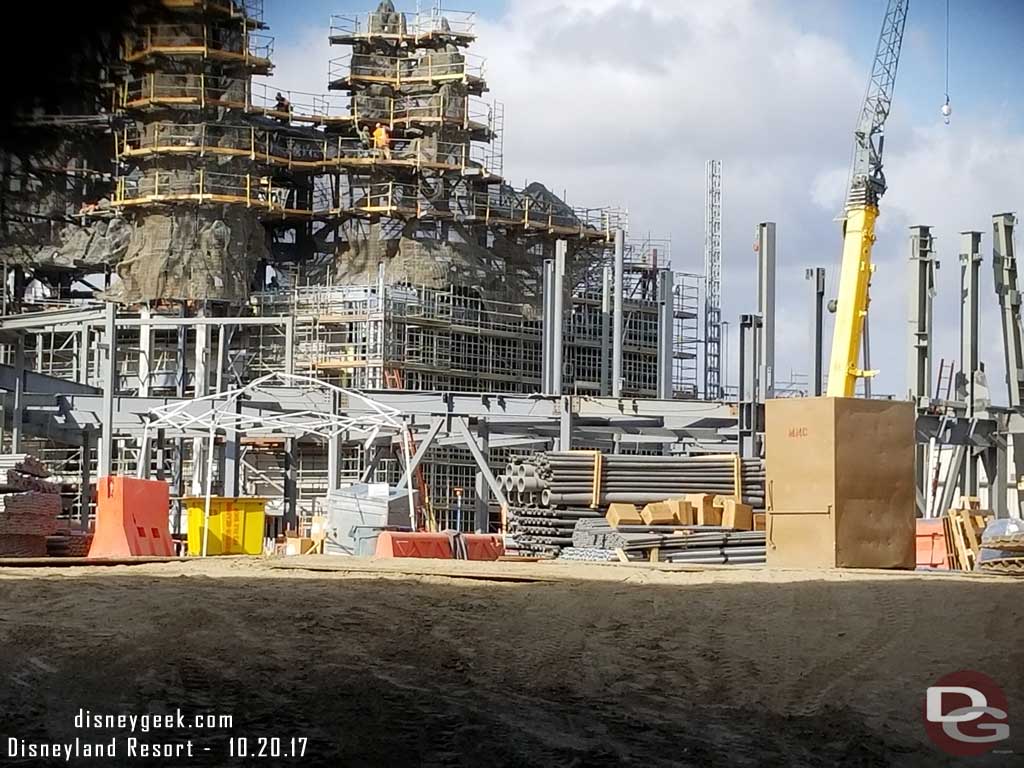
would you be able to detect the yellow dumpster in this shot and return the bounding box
[184,497,268,556]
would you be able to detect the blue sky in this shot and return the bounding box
[262,1,1024,398]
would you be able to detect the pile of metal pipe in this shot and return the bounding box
[504,452,765,509]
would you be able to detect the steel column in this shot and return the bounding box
[657,269,674,400]
[11,334,24,453]
[541,258,554,394]
[80,427,92,532]
[993,213,1022,408]
[552,240,567,395]
[99,302,116,478]
[738,313,763,458]
[138,306,153,397]
[612,229,625,398]
[906,226,936,405]
[283,437,297,530]
[806,268,826,396]
[284,314,296,376]
[756,222,776,400]
[600,264,612,396]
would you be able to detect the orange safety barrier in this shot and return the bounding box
[375,531,452,559]
[463,534,504,561]
[88,476,174,558]
[915,519,948,569]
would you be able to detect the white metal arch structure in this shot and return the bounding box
[140,373,415,555]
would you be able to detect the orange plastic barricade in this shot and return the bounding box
[915,519,948,569]
[463,534,505,561]
[88,476,174,558]
[374,531,453,559]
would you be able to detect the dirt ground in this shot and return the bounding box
[0,557,1020,767]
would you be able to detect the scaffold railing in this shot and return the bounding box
[116,122,502,178]
[124,24,274,70]
[328,52,486,90]
[329,7,476,45]
[112,171,622,239]
[161,0,265,25]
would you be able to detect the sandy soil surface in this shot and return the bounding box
[0,557,1020,767]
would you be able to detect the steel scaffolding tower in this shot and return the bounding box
[703,160,723,400]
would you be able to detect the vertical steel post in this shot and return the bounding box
[473,420,490,532]
[80,427,92,532]
[612,229,625,398]
[738,313,762,458]
[600,264,612,396]
[806,268,826,396]
[11,334,24,453]
[284,437,297,530]
[77,326,90,386]
[907,226,936,405]
[703,159,723,401]
[541,258,554,394]
[756,222,776,400]
[138,305,153,397]
[993,213,1022,409]
[657,269,674,399]
[99,301,116,478]
[552,240,566,395]
[959,232,982,413]
[191,309,209,496]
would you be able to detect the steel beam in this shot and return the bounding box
[80,427,91,531]
[396,416,444,490]
[612,229,625,398]
[756,223,776,399]
[451,416,507,525]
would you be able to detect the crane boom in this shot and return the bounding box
[826,0,908,397]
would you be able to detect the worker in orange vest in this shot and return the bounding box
[372,122,391,160]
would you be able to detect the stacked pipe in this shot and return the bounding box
[500,452,765,559]
[565,520,765,564]
[535,452,765,509]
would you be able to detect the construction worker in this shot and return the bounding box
[356,123,372,154]
[372,122,391,160]
[274,92,291,124]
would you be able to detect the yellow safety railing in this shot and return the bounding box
[124,24,274,68]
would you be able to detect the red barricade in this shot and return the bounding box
[88,476,174,558]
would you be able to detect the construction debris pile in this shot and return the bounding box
[501,452,765,560]
[0,454,62,557]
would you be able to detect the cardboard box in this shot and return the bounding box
[753,513,767,532]
[720,499,754,531]
[641,501,676,525]
[765,397,915,569]
[606,503,642,528]
[687,493,720,526]
[284,537,315,556]
[665,498,695,525]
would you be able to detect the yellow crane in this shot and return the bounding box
[827,0,909,397]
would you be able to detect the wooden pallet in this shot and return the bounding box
[943,507,990,571]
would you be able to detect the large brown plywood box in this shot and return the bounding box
[765,397,915,569]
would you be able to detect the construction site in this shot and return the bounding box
[0,0,1020,765]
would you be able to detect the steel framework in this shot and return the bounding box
[703,160,722,400]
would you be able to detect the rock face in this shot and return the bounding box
[106,206,268,303]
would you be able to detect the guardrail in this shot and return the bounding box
[329,8,475,44]
[112,171,623,239]
[329,52,486,88]
[116,122,500,177]
[124,24,273,68]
